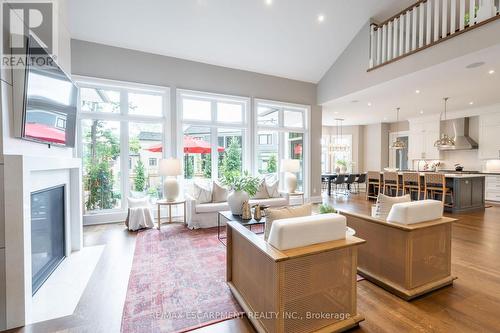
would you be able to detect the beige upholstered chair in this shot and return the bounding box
[366,171,381,200]
[339,201,457,300]
[402,172,422,200]
[383,171,401,196]
[424,173,454,207]
[226,214,365,333]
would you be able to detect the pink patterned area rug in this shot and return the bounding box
[121,224,242,333]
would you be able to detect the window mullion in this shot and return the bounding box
[120,90,129,210]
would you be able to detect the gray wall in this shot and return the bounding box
[318,19,500,105]
[71,40,322,198]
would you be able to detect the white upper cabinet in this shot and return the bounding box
[409,118,440,161]
[479,113,500,160]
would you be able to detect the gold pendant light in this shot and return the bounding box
[390,107,406,150]
[434,97,456,148]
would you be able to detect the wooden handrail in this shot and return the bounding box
[374,0,427,30]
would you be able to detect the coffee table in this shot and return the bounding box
[217,210,265,245]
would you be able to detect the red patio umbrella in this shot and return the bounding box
[25,123,66,144]
[145,136,224,154]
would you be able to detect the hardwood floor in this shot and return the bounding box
[7,193,500,332]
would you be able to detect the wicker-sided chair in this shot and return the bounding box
[424,173,454,207]
[383,171,401,196]
[226,220,365,333]
[366,171,381,200]
[403,172,422,200]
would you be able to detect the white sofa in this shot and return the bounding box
[185,192,289,229]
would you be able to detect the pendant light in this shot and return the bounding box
[390,107,406,150]
[434,97,455,148]
[331,118,349,152]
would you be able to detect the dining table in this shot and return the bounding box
[322,173,361,196]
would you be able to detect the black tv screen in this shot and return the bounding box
[22,37,78,147]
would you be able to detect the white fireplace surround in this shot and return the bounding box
[3,155,82,329]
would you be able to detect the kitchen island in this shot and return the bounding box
[444,174,485,213]
[366,172,486,213]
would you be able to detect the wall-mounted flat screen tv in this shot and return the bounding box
[21,36,78,147]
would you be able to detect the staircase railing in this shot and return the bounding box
[369,0,500,70]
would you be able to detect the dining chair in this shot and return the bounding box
[402,172,422,200]
[366,171,381,200]
[344,174,357,195]
[333,174,347,195]
[353,173,366,194]
[383,171,401,196]
[424,173,454,207]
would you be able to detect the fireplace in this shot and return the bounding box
[31,185,66,295]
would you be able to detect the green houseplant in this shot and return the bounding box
[221,171,260,215]
[319,204,337,214]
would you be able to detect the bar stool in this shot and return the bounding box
[383,171,401,196]
[353,173,366,194]
[366,171,381,200]
[403,172,422,200]
[424,173,454,207]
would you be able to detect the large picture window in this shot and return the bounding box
[178,90,249,184]
[255,100,309,193]
[76,78,169,221]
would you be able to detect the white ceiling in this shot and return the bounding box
[68,0,413,83]
[322,44,500,126]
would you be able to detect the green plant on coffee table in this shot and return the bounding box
[220,171,260,197]
[319,204,337,214]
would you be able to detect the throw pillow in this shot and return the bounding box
[266,180,280,198]
[253,178,269,199]
[212,181,229,203]
[193,182,212,204]
[373,193,411,220]
[264,204,313,241]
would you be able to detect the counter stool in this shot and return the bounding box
[424,173,454,207]
[366,171,381,200]
[383,171,401,196]
[403,172,422,200]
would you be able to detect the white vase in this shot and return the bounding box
[341,166,347,174]
[335,166,341,174]
[227,190,250,215]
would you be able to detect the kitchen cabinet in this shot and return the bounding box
[479,113,500,160]
[409,119,440,161]
[485,175,500,202]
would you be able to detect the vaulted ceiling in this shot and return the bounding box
[68,0,414,83]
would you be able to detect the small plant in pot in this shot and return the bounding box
[319,204,337,214]
[336,159,348,174]
[220,171,260,215]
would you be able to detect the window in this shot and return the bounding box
[255,100,309,192]
[321,134,353,173]
[258,134,272,145]
[179,90,249,184]
[77,78,169,217]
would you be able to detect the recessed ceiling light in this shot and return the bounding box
[265,0,272,5]
[334,111,339,114]
[317,14,325,23]
[489,69,495,74]
[420,110,424,114]
[466,61,485,69]
[415,89,420,94]
[383,117,388,121]
[367,102,372,107]
[469,101,474,105]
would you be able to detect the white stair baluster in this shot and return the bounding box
[412,9,417,50]
[377,27,382,65]
[427,0,433,44]
[442,0,448,38]
[388,21,393,61]
[469,0,476,26]
[406,11,411,52]
[399,15,405,55]
[460,0,466,30]
[450,0,457,34]
[369,24,376,68]
[419,4,425,47]
[382,25,387,63]
[434,0,440,41]
[393,17,399,58]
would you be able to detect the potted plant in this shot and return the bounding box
[220,171,260,215]
[319,204,337,214]
[336,159,348,174]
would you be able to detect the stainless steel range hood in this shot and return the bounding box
[438,117,478,151]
